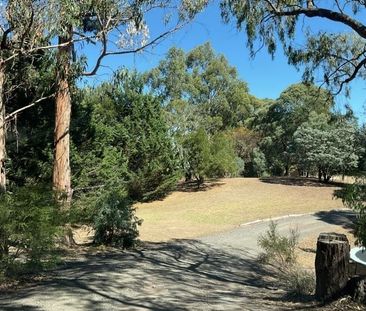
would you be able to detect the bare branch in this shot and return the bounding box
[269,5,366,39]
[83,23,185,77]
[5,94,54,122]
[334,57,366,95]
[2,34,99,64]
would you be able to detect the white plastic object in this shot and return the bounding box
[350,247,366,265]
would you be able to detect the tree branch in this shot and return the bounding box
[2,34,98,64]
[1,27,12,50]
[334,57,366,95]
[5,94,54,122]
[83,23,184,77]
[268,5,366,39]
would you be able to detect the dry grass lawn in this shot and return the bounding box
[136,177,344,242]
[297,227,356,270]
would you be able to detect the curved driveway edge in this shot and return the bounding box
[0,209,355,311]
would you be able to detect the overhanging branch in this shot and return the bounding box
[82,23,185,77]
[5,94,54,122]
[266,1,366,39]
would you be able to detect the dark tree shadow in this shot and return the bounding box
[0,240,316,310]
[175,179,225,193]
[0,306,41,311]
[299,247,316,254]
[314,210,356,232]
[260,177,345,188]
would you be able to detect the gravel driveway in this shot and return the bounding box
[0,209,355,311]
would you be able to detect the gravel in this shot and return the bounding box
[0,210,356,311]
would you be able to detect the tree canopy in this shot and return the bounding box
[220,0,366,94]
[294,112,359,181]
[253,83,334,176]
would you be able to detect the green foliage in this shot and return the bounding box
[209,132,238,177]
[0,186,61,276]
[183,128,239,183]
[294,113,359,181]
[183,128,211,183]
[258,221,299,266]
[253,83,333,176]
[93,189,142,247]
[147,43,257,137]
[220,1,366,94]
[72,70,179,201]
[230,127,261,176]
[336,179,366,247]
[356,126,366,173]
[5,50,56,186]
[252,147,268,177]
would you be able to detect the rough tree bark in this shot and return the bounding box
[315,232,350,301]
[53,29,72,202]
[0,62,6,192]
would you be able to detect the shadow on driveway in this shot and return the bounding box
[0,240,307,311]
[314,209,356,232]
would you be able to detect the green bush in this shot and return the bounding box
[335,178,366,247]
[252,148,268,177]
[0,186,61,277]
[93,190,142,247]
[258,221,299,266]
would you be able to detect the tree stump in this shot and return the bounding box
[315,232,350,301]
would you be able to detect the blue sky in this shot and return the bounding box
[83,2,366,123]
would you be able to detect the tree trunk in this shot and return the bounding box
[53,30,72,202]
[318,167,322,181]
[0,63,6,192]
[315,232,350,301]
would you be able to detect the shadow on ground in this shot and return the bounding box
[0,240,313,311]
[314,209,356,232]
[175,179,225,193]
[260,177,345,188]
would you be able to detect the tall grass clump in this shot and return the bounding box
[258,221,314,297]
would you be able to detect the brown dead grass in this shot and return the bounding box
[297,227,356,270]
[136,177,344,242]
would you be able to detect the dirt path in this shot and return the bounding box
[0,210,355,311]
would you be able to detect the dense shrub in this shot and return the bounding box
[72,72,179,202]
[252,148,268,177]
[183,129,239,184]
[335,178,366,247]
[0,186,61,276]
[209,132,238,177]
[93,189,142,247]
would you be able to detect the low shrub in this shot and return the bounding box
[281,267,315,297]
[0,185,62,277]
[258,221,299,267]
[334,179,366,247]
[93,189,142,248]
[258,221,315,297]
